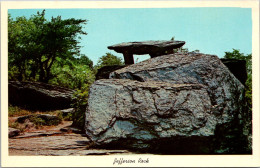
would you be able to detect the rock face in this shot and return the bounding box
[86,79,216,153]
[9,81,74,111]
[86,53,249,154]
[110,53,244,121]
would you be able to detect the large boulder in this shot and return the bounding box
[86,53,249,154]
[86,79,216,153]
[9,81,74,111]
[110,53,245,125]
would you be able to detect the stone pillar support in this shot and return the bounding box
[123,51,134,65]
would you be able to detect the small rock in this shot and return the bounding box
[9,128,20,138]
[16,114,62,126]
[61,108,75,113]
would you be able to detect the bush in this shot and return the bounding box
[8,105,31,117]
[71,85,90,129]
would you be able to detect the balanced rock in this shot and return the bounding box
[109,53,248,153]
[108,40,185,64]
[85,52,248,154]
[110,53,245,125]
[9,81,74,111]
[108,40,185,56]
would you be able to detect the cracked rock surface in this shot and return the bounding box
[86,53,247,154]
[110,53,245,125]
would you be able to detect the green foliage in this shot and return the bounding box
[224,49,252,75]
[71,86,90,128]
[8,105,31,117]
[96,53,124,69]
[8,10,96,128]
[8,121,19,129]
[69,53,123,128]
[29,116,47,127]
[27,114,62,127]
[49,57,95,90]
[63,113,73,121]
[8,10,88,83]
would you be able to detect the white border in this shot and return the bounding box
[1,1,259,167]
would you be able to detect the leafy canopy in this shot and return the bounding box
[96,52,124,69]
[8,10,89,83]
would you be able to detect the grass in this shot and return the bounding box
[8,105,32,117]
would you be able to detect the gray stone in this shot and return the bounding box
[9,133,131,156]
[85,52,248,154]
[9,81,74,111]
[85,79,221,153]
[110,53,245,126]
[108,40,185,64]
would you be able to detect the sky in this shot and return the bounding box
[8,8,252,65]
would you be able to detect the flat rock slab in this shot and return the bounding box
[108,40,185,55]
[12,131,63,139]
[9,133,131,156]
[108,40,185,64]
[9,81,74,111]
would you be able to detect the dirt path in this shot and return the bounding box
[9,121,131,156]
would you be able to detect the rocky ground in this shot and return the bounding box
[9,119,132,156]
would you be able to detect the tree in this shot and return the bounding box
[96,53,124,68]
[8,10,88,83]
[49,58,95,90]
[8,14,37,81]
